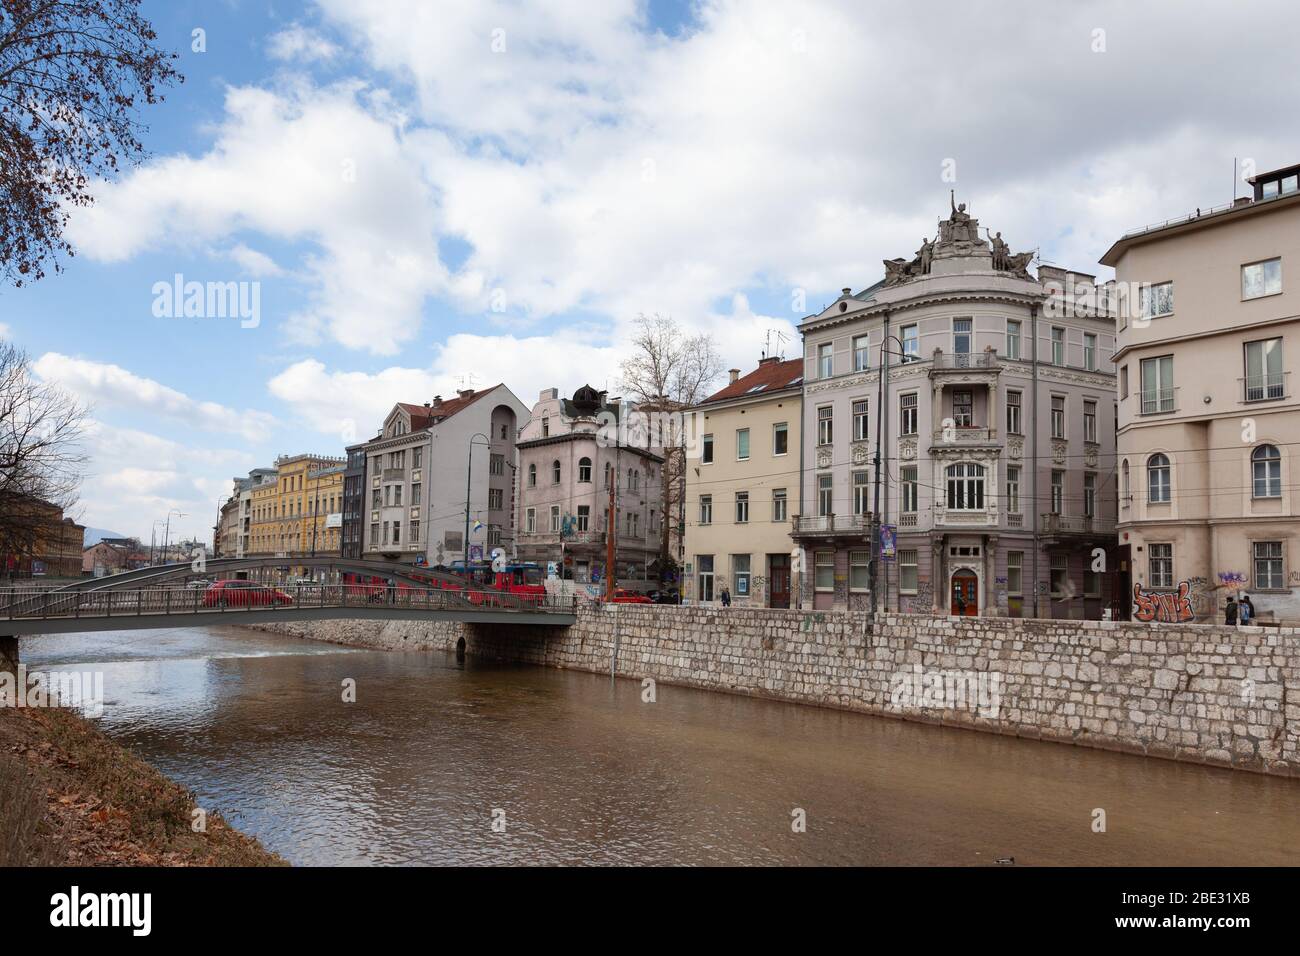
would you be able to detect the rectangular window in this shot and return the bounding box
[899,550,918,593]
[733,554,751,596]
[699,495,713,525]
[953,389,973,427]
[1007,551,1023,595]
[736,428,750,461]
[1083,333,1097,371]
[488,488,503,510]
[410,520,420,544]
[1051,470,1064,514]
[773,422,789,456]
[1242,258,1282,299]
[818,406,833,445]
[1084,564,1100,597]
[852,399,869,441]
[411,483,422,506]
[953,317,972,355]
[1149,543,1173,589]
[1244,338,1284,401]
[818,342,833,379]
[1084,472,1096,518]
[901,466,918,513]
[576,505,590,532]
[814,551,834,591]
[1084,400,1097,442]
[489,454,504,476]
[817,475,833,516]
[1120,365,1129,400]
[702,434,714,464]
[849,550,869,591]
[550,506,560,533]
[1051,327,1065,366]
[1051,395,1066,438]
[901,324,919,361]
[772,488,788,522]
[1006,390,1022,435]
[1050,553,1068,597]
[1139,281,1174,318]
[1254,541,1284,590]
[1140,356,1175,413]
[1006,466,1020,513]
[852,471,870,515]
[1005,320,1021,360]
[526,508,536,533]
[735,491,749,524]
[900,393,918,436]
[853,335,870,371]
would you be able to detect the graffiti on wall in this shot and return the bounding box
[1132,582,1194,624]
[1217,571,1248,589]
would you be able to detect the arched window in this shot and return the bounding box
[527,463,536,487]
[578,457,592,483]
[628,468,636,492]
[552,459,561,484]
[945,463,985,510]
[1252,444,1281,498]
[1147,453,1171,502]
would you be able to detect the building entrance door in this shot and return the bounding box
[768,554,790,608]
[951,570,978,616]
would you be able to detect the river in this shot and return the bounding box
[23,624,1300,866]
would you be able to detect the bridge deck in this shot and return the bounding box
[1,585,577,635]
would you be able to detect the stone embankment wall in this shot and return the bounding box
[257,606,1300,777]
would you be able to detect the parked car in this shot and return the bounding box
[603,588,653,604]
[647,588,680,605]
[203,580,294,608]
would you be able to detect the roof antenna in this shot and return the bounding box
[764,328,789,360]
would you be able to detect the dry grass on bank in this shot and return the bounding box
[0,706,285,866]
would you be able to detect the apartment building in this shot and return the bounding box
[795,196,1118,618]
[1102,162,1300,623]
[682,357,802,606]
[515,385,663,584]
[357,385,529,568]
[243,454,344,576]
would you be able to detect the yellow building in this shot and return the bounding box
[245,453,345,579]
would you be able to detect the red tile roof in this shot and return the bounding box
[699,358,803,405]
[397,385,500,429]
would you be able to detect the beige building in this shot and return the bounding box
[683,357,803,607]
[1102,162,1300,623]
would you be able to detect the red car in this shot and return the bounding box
[203,580,294,608]
[604,588,652,604]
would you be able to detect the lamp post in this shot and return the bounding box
[150,520,166,566]
[162,509,187,565]
[464,432,491,574]
[870,329,910,622]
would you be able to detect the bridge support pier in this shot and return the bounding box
[0,635,17,674]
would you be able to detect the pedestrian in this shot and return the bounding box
[1240,594,1256,626]
[387,576,396,605]
[720,586,731,607]
[1224,595,1238,626]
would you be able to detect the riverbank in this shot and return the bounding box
[0,704,284,866]
[253,604,1300,777]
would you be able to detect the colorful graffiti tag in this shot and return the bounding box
[1132,582,1195,623]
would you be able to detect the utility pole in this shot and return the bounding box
[606,420,620,601]
[464,433,489,576]
[869,311,891,620]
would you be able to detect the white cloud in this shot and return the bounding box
[32,353,277,443]
[225,243,285,278]
[0,322,10,339]
[268,24,340,62]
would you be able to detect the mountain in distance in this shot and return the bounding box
[82,527,128,547]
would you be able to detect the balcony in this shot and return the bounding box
[793,514,872,537]
[1241,372,1288,403]
[931,426,998,446]
[930,349,1000,372]
[1138,387,1178,416]
[1039,513,1116,539]
[520,530,606,547]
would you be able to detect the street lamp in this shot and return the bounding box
[162,509,187,565]
[150,520,167,566]
[870,330,911,622]
[463,432,491,573]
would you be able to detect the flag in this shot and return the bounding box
[473,519,484,533]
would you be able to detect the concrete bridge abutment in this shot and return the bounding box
[0,635,18,674]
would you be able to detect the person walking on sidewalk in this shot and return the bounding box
[720,586,731,608]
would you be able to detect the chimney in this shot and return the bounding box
[841,287,852,297]
[457,388,474,399]
[729,368,740,383]
[431,395,443,408]
[758,355,778,366]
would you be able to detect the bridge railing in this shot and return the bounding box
[0,584,577,621]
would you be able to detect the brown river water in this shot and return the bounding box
[22,624,1300,866]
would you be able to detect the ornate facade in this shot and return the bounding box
[794,198,1119,618]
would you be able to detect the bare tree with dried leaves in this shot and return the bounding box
[619,313,723,573]
[0,0,181,286]
[0,341,88,572]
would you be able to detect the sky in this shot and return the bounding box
[2,0,1298,543]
